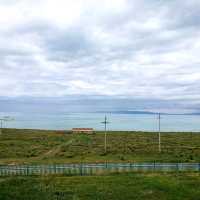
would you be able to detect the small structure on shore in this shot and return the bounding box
[72,128,94,134]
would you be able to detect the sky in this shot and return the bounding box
[0,0,200,113]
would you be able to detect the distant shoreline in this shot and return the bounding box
[1,128,200,133]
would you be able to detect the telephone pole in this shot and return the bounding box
[0,119,3,135]
[0,116,14,135]
[101,116,109,154]
[158,113,161,152]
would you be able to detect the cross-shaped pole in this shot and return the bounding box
[158,113,161,152]
[101,116,110,154]
[0,116,14,135]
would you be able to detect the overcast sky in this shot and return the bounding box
[0,0,200,109]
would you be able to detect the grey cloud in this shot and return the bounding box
[0,0,200,112]
[44,28,96,62]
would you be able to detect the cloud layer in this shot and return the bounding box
[0,0,200,106]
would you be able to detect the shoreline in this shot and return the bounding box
[1,128,200,133]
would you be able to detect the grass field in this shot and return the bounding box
[0,172,200,200]
[0,129,200,200]
[0,128,200,165]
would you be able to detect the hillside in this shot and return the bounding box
[0,129,200,164]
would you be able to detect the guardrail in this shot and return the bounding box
[0,163,200,176]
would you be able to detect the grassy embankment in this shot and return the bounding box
[0,128,200,165]
[0,172,200,200]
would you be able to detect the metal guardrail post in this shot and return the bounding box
[80,164,83,176]
[54,165,56,174]
[105,162,108,173]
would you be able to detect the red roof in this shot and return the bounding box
[72,128,93,131]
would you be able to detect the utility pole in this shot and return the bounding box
[0,119,3,135]
[158,113,161,153]
[101,116,109,154]
[0,116,14,135]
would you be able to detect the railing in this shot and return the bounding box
[0,163,200,176]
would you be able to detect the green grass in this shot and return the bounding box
[0,128,200,164]
[0,129,200,200]
[0,172,200,200]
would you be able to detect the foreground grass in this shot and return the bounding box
[0,172,200,200]
[0,128,200,164]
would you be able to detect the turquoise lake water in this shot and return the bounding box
[1,112,200,132]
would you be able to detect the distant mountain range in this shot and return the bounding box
[98,110,200,115]
[109,110,158,115]
[0,96,199,116]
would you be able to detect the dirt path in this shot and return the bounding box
[41,138,75,158]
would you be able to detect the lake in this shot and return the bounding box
[1,112,200,132]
